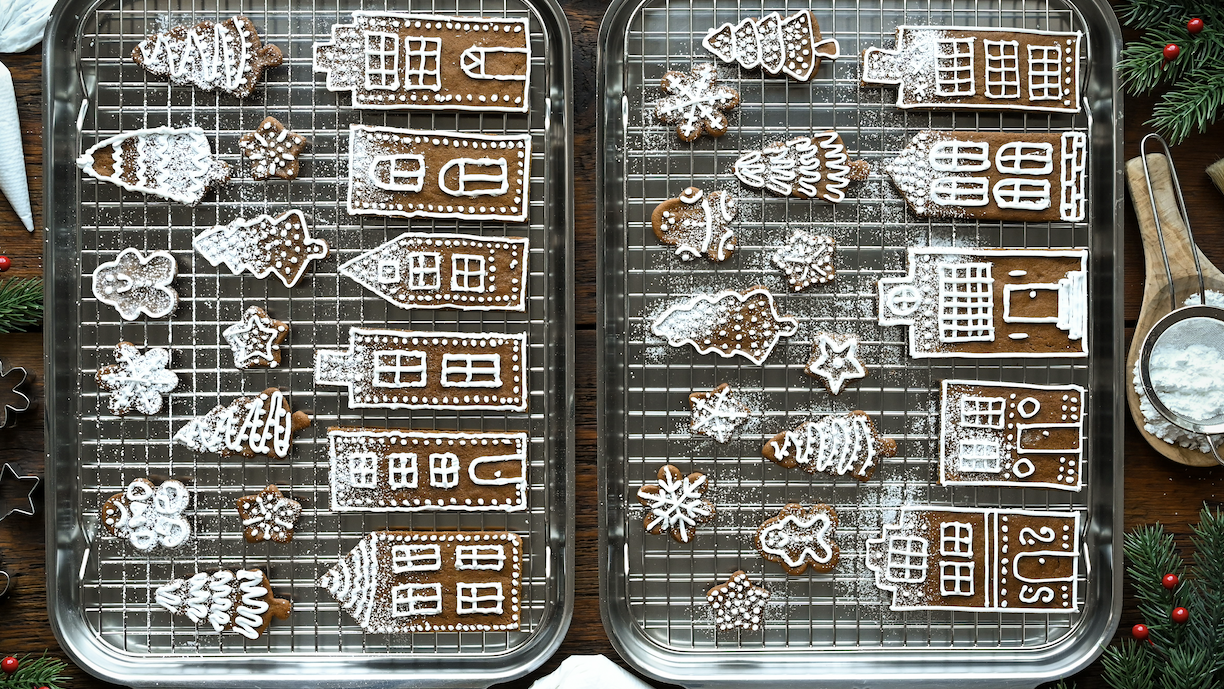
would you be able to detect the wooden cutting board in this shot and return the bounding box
[1124,153,1224,467]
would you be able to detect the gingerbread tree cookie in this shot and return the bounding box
[100,478,191,551]
[236,484,302,543]
[655,64,740,142]
[733,132,869,202]
[651,187,738,262]
[155,569,292,639]
[707,571,770,631]
[132,16,283,98]
[77,127,231,206]
[703,10,840,81]
[222,305,288,369]
[173,388,311,459]
[651,286,798,365]
[193,210,330,288]
[239,117,308,180]
[755,503,839,575]
[763,411,895,482]
[637,464,715,543]
[96,342,178,416]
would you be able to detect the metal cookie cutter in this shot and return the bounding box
[1135,133,1224,465]
[0,360,31,428]
[0,462,40,599]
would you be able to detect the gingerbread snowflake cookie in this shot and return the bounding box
[96,342,178,416]
[707,571,770,631]
[703,10,840,81]
[755,503,839,575]
[655,64,740,142]
[239,117,308,180]
[174,388,311,459]
[193,210,330,288]
[155,569,292,639]
[223,306,288,369]
[77,127,231,205]
[772,230,834,290]
[763,411,896,482]
[734,132,869,202]
[637,464,715,543]
[100,478,191,551]
[805,332,866,395]
[236,484,302,543]
[132,16,283,98]
[652,187,738,262]
[92,248,178,320]
[651,286,798,365]
[689,383,751,443]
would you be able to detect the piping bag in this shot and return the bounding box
[0,0,58,232]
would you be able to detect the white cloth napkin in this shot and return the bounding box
[529,655,655,689]
[0,0,56,232]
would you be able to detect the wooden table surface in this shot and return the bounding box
[3,5,1224,688]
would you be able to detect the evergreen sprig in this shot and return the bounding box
[0,653,69,689]
[0,278,43,334]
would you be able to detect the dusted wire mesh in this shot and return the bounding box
[69,0,563,658]
[612,0,1094,650]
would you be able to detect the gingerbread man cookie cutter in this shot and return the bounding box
[0,361,31,428]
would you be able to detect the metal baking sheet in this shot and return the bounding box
[596,0,1122,686]
[43,0,573,686]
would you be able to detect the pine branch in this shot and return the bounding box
[1188,506,1224,673]
[0,653,69,689]
[1116,0,1224,31]
[1103,639,1160,689]
[1121,29,1224,95]
[1160,646,1220,689]
[1126,524,1186,646]
[0,278,43,334]
[1148,69,1224,145]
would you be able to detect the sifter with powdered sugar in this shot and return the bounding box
[1134,134,1224,465]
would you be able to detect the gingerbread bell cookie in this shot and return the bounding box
[132,15,283,98]
[755,503,839,575]
[155,568,292,639]
[655,64,740,142]
[239,117,308,180]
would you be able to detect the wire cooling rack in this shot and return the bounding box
[600,0,1119,661]
[46,0,571,673]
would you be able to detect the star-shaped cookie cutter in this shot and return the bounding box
[0,462,39,522]
[0,361,31,428]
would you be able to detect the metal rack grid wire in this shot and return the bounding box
[615,0,1093,651]
[68,0,564,658]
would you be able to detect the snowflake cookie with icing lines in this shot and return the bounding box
[132,15,283,98]
[771,230,835,290]
[940,380,1086,491]
[651,286,798,365]
[223,306,288,369]
[340,232,529,312]
[77,127,231,206]
[861,26,1082,113]
[755,503,840,576]
[733,132,869,202]
[655,64,741,142]
[156,568,292,639]
[763,410,896,482]
[314,13,530,113]
[328,427,528,512]
[347,125,531,222]
[884,130,1087,223]
[703,10,840,81]
[236,484,302,543]
[805,332,867,395]
[707,571,770,631]
[92,248,178,320]
[637,464,715,543]
[100,478,191,551]
[173,388,311,459]
[315,327,527,411]
[193,210,330,288]
[95,342,178,416]
[878,247,1088,358]
[652,187,738,262]
[689,383,751,443]
[865,506,1080,612]
[239,117,308,180]
[318,530,522,633]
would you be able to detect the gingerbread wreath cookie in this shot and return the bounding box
[763,411,896,482]
[132,15,283,98]
[236,484,302,543]
[652,187,738,262]
[239,117,308,180]
[755,503,839,575]
[637,464,715,543]
[655,64,740,142]
[173,388,311,459]
[96,342,178,416]
[155,568,292,639]
[77,127,231,206]
[100,477,191,551]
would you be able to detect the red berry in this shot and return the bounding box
[1173,606,1190,623]
[1164,43,1181,61]
[1163,573,1180,589]
[0,255,10,272]
[1,656,17,673]
[1189,18,1205,35]
[1132,623,1150,640]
